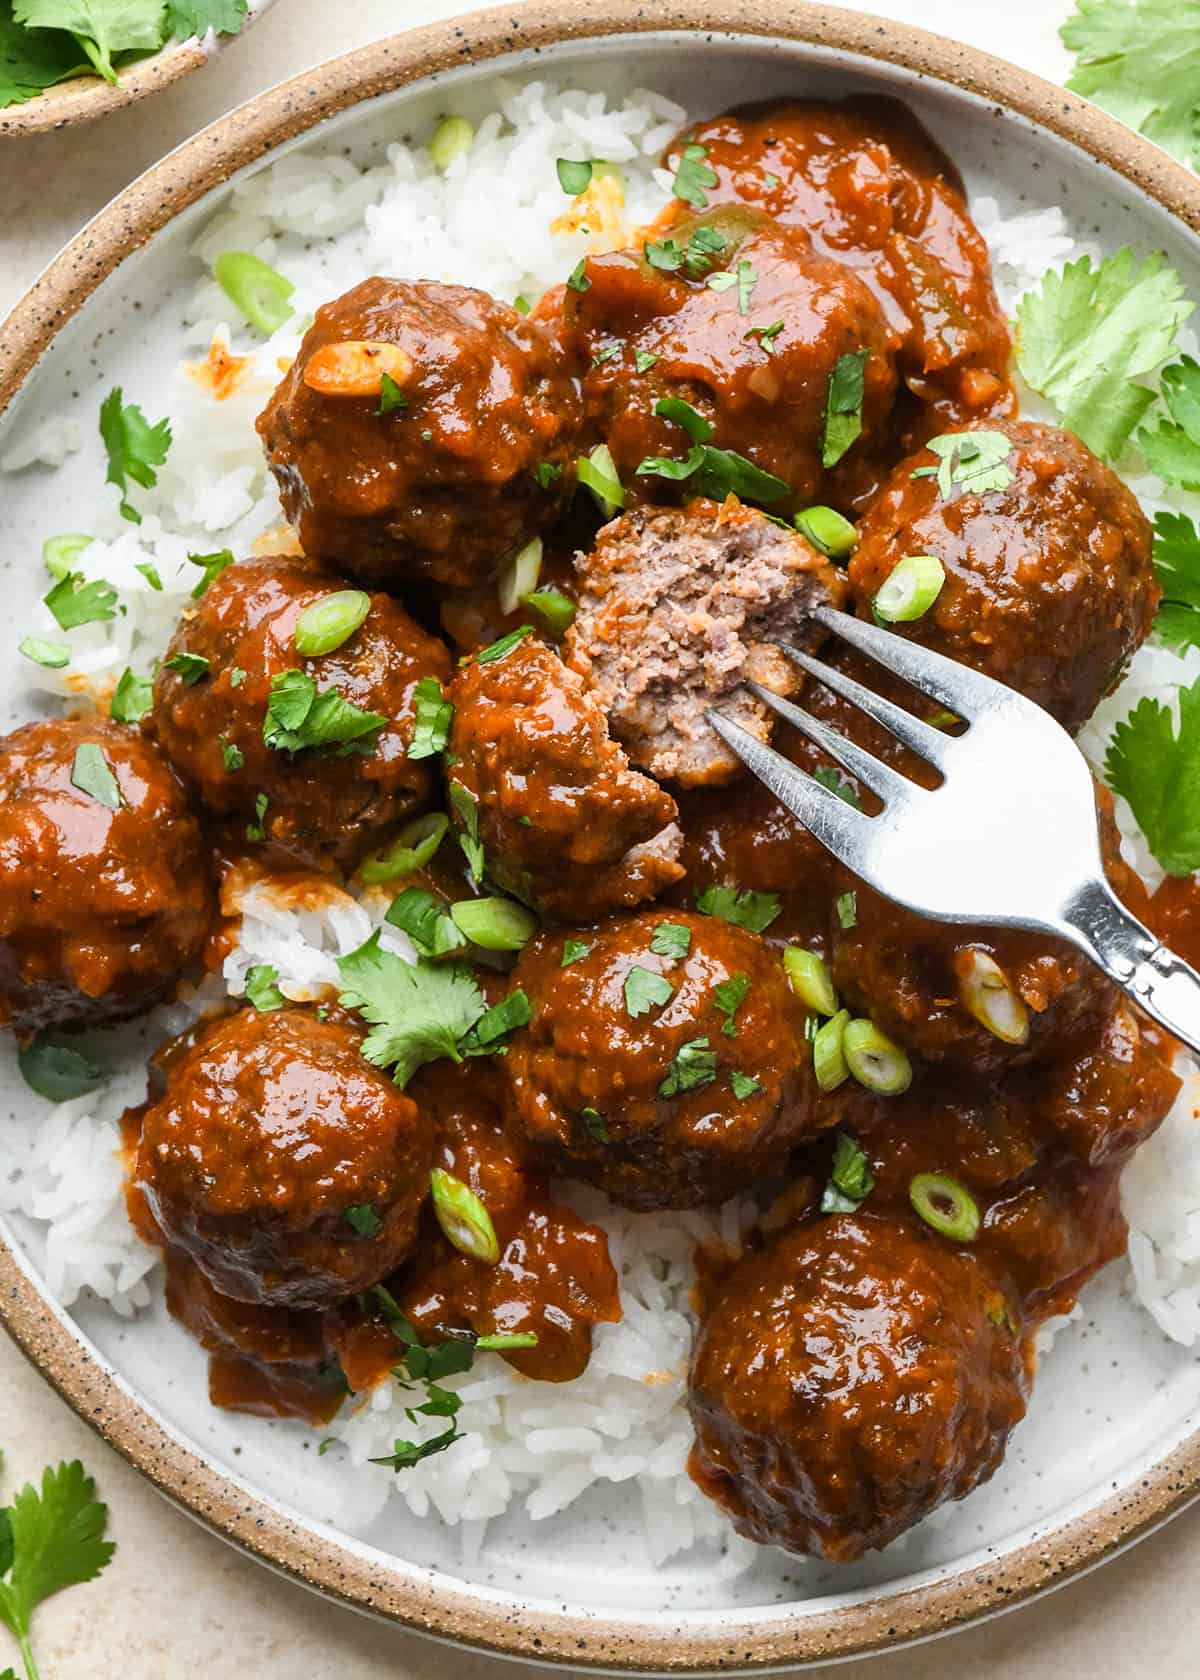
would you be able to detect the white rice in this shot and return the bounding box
[2,77,1200,1566]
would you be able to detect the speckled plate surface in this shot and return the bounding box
[1,4,1200,1670]
[0,0,279,136]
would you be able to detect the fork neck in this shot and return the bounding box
[1061,876,1200,1056]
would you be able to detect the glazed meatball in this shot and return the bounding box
[257,278,581,588]
[500,910,815,1208]
[152,554,451,866]
[849,420,1156,731]
[135,1007,433,1310]
[447,635,683,918]
[0,717,212,1034]
[688,1212,1029,1560]
[566,499,846,786]
[673,98,1013,414]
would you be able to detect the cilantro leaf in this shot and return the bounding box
[695,884,781,932]
[369,1424,462,1470]
[166,1,247,37]
[910,430,1014,499]
[97,387,171,521]
[623,965,674,1018]
[407,676,453,760]
[43,571,117,630]
[821,1131,874,1215]
[1138,356,1200,488]
[1014,248,1190,461]
[812,765,862,808]
[70,742,122,810]
[658,1036,718,1098]
[244,963,285,1011]
[0,3,87,109]
[385,886,466,958]
[561,939,592,966]
[448,780,485,880]
[376,372,408,416]
[650,922,691,959]
[729,1070,761,1100]
[263,669,386,755]
[1151,511,1200,652]
[0,1459,115,1657]
[187,549,234,598]
[672,142,718,211]
[460,987,531,1054]
[712,972,750,1037]
[1105,677,1200,876]
[337,932,486,1087]
[1062,0,1200,171]
[164,650,209,685]
[344,1203,382,1238]
[15,1,164,84]
[17,1035,106,1103]
[821,350,868,468]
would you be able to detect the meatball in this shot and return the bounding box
[688,1212,1029,1560]
[566,499,846,786]
[500,910,815,1209]
[565,208,897,508]
[257,278,581,588]
[830,784,1127,1073]
[848,420,1156,731]
[135,1007,433,1310]
[0,717,212,1034]
[152,554,451,866]
[447,635,683,918]
[672,98,1013,415]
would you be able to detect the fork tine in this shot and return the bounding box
[744,681,919,808]
[813,605,1000,718]
[706,708,872,865]
[775,643,950,771]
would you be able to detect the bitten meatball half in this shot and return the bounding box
[135,1007,433,1310]
[152,554,450,867]
[500,910,815,1209]
[447,635,683,918]
[849,420,1156,732]
[688,1212,1029,1560]
[0,717,212,1034]
[566,499,846,786]
[257,278,582,588]
[565,208,897,508]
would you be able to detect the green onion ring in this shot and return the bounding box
[873,554,945,623]
[910,1172,981,1243]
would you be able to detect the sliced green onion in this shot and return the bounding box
[794,505,858,558]
[520,589,576,635]
[812,1008,850,1092]
[956,948,1030,1045]
[476,1331,539,1351]
[449,896,538,951]
[294,589,371,657]
[577,444,624,518]
[557,157,593,195]
[873,554,945,623]
[910,1172,980,1243]
[430,115,474,170]
[835,891,857,930]
[784,948,838,1016]
[19,637,70,669]
[498,537,543,615]
[843,1018,912,1095]
[42,533,92,580]
[213,251,294,335]
[358,813,449,885]
[430,1168,500,1264]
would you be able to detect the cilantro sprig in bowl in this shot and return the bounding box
[0,0,279,133]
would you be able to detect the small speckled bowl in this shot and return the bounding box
[2,3,1200,1670]
[0,0,279,135]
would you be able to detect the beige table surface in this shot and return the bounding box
[2,0,1199,1673]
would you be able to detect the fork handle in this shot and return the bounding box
[1062,877,1200,1055]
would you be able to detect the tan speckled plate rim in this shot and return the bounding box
[0,0,280,137]
[1,2,1200,1669]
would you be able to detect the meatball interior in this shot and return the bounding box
[848,419,1157,731]
[136,1007,433,1311]
[0,716,213,1033]
[447,635,683,918]
[688,1212,1029,1561]
[257,276,581,589]
[152,553,450,867]
[501,910,816,1209]
[567,499,846,787]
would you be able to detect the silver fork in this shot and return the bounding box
[707,605,1200,1055]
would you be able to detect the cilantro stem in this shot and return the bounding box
[19,1628,39,1680]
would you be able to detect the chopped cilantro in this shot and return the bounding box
[369,1426,462,1471]
[1105,675,1200,875]
[658,1036,718,1098]
[408,676,453,760]
[821,1130,874,1213]
[712,972,750,1037]
[164,650,209,685]
[17,1035,106,1103]
[1062,0,1200,170]
[229,666,247,688]
[561,939,592,967]
[245,791,269,842]
[475,624,533,665]
[706,269,737,294]
[135,561,162,591]
[591,343,621,369]
[0,1455,116,1677]
[582,1107,609,1141]
[187,549,235,599]
[644,237,683,272]
[681,224,728,280]
[623,966,674,1018]
[386,886,466,958]
[813,765,862,808]
[534,461,562,489]
[70,743,122,811]
[345,1204,383,1238]
[18,637,69,669]
[910,430,1015,499]
[1015,248,1190,461]
[109,668,153,723]
[729,1070,762,1100]
[448,780,485,880]
[1138,355,1200,487]
[98,387,171,523]
[821,350,868,468]
[219,735,243,772]
[43,572,117,630]
[650,922,691,960]
[695,884,781,933]
[736,259,757,315]
[745,318,785,351]
[337,932,487,1087]
[671,141,718,210]
[634,349,660,373]
[376,372,408,415]
[638,395,789,506]
[567,258,591,293]
[244,964,285,1011]
[1151,511,1200,651]
[460,988,531,1055]
[835,890,858,930]
[263,669,386,754]
[557,157,593,194]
